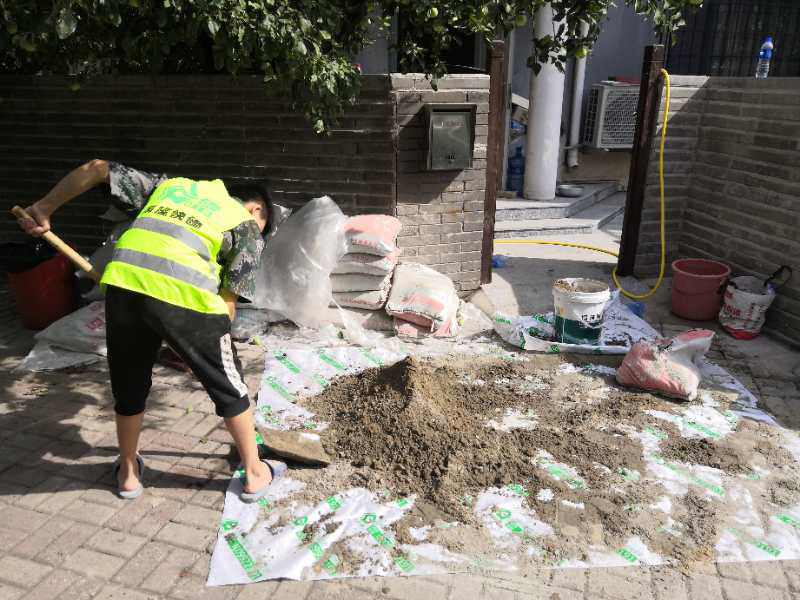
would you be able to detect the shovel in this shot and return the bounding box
[256,426,331,466]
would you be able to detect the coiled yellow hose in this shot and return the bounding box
[496,68,672,300]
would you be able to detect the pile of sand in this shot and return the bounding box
[296,355,798,570]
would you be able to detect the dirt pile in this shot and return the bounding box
[299,354,798,570]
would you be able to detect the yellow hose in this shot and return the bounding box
[497,239,619,257]
[496,68,672,300]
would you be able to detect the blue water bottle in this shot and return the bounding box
[507,147,525,196]
[755,36,774,79]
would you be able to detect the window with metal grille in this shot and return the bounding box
[667,0,800,76]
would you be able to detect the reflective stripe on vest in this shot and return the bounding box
[110,248,218,292]
[100,177,254,314]
[129,217,212,262]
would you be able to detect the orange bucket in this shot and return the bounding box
[671,258,730,321]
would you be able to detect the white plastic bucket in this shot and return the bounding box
[552,278,612,344]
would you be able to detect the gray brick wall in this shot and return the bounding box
[633,75,707,278]
[0,75,395,252]
[391,74,490,293]
[0,73,490,294]
[637,76,800,345]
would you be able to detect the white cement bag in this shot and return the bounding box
[616,329,714,401]
[321,305,394,332]
[34,301,107,355]
[331,273,392,293]
[385,262,460,332]
[719,276,776,340]
[331,288,389,311]
[344,215,401,256]
[17,341,102,372]
[251,197,346,328]
[332,250,399,276]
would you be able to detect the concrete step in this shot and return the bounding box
[495,191,626,239]
[496,181,619,221]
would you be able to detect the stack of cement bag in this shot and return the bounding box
[330,215,402,311]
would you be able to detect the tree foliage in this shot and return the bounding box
[0,0,702,131]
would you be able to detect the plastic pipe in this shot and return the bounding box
[567,21,590,169]
[500,28,515,191]
[523,3,566,201]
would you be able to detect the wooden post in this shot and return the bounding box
[481,39,506,285]
[617,44,665,276]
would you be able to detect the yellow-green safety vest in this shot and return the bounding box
[101,177,254,314]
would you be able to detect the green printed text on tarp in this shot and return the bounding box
[359,348,383,366]
[317,351,346,371]
[225,533,262,580]
[359,513,414,572]
[651,454,724,496]
[777,514,800,529]
[264,376,295,402]
[728,528,781,557]
[274,352,301,374]
[536,459,585,490]
[618,548,638,563]
[685,420,721,439]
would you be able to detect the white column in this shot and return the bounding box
[567,21,590,169]
[500,28,515,191]
[523,3,566,201]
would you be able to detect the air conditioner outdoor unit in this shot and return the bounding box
[583,82,639,149]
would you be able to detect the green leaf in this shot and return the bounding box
[207,19,219,37]
[18,34,36,52]
[56,8,78,40]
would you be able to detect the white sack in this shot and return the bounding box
[344,214,402,256]
[331,288,389,311]
[34,301,107,355]
[385,263,460,333]
[331,272,392,293]
[251,197,346,328]
[332,250,399,276]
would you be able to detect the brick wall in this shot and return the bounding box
[0,73,489,293]
[391,74,489,293]
[633,76,707,277]
[637,76,800,345]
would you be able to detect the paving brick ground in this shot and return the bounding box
[1,289,799,599]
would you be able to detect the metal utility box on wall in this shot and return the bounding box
[425,104,476,170]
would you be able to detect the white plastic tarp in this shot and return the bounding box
[207,338,800,586]
[493,293,658,354]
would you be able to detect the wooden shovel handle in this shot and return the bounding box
[11,205,102,283]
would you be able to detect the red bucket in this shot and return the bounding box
[671,258,731,321]
[8,254,75,330]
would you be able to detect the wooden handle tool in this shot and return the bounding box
[11,205,102,283]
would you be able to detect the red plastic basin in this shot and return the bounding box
[671,258,731,321]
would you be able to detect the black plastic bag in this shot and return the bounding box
[0,241,58,273]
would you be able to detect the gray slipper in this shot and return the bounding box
[240,459,287,503]
[113,455,145,500]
